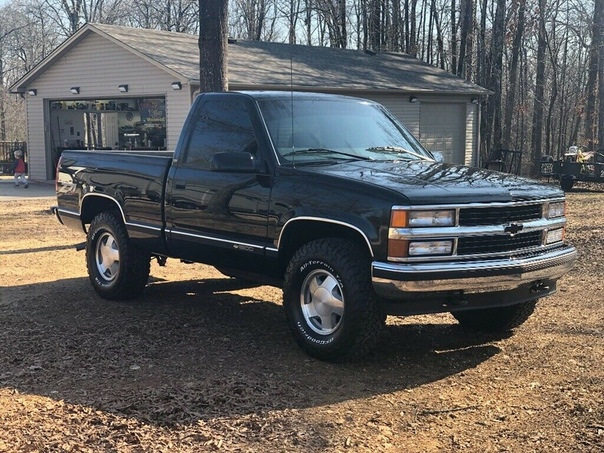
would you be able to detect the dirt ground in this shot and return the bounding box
[0,182,603,452]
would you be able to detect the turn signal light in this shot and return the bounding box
[388,239,408,258]
[391,210,408,228]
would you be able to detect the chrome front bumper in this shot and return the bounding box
[372,246,577,298]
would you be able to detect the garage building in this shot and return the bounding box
[10,23,489,180]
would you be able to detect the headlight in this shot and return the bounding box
[546,228,565,244]
[546,201,565,219]
[391,209,455,227]
[389,239,454,258]
[408,240,454,256]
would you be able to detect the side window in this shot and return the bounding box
[184,99,258,168]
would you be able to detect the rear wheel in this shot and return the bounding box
[452,300,538,332]
[283,238,385,361]
[86,212,150,300]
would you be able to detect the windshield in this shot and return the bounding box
[257,97,433,165]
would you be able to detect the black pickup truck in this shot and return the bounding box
[54,91,577,360]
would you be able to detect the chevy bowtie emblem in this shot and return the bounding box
[504,223,524,236]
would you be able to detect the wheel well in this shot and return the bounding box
[279,220,372,273]
[81,196,123,225]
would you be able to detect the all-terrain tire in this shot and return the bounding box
[452,299,538,332]
[283,238,386,361]
[86,212,150,300]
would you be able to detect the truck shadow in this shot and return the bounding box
[0,276,506,427]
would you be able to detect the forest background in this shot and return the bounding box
[1,0,604,174]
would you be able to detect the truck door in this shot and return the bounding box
[165,94,273,269]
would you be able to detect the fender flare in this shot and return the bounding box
[277,216,375,258]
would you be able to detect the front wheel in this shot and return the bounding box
[452,299,538,332]
[86,212,150,300]
[283,238,385,361]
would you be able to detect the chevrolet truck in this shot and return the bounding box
[53,91,577,360]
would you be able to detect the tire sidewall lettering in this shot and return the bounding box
[296,321,335,345]
[299,260,344,290]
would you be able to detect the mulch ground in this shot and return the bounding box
[0,182,602,452]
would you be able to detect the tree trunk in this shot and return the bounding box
[306,0,313,45]
[409,0,417,56]
[477,0,487,86]
[392,0,401,51]
[451,0,457,74]
[0,55,5,141]
[338,0,347,48]
[404,0,409,51]
[596,0,604,150]
[431,0,444,69]
[485,0,505,158]
[545,3,560,158]
[531,0,547,174]
[502,0,526,149]
[198,0,228,92]
[369,0,381,50]
[585,2,599,151]
[457,0,472,78]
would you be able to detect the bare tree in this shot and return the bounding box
[456,0,472,78]
[596,0,604,149]
[199,0,228,92]
[0,0,601,172]
[483,0,505,159]
[502,0,526,149]
[531,0,548,174]
[231,0,271,40]
[127,0,198,32]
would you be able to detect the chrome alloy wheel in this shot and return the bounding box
[95,231,120,282]
[300,269,345,335]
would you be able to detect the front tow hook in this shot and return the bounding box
[530,281,551,294]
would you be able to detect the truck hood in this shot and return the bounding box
[297,160,562,205]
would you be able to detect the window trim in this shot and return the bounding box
[180,96,261,169]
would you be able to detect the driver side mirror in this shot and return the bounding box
[430,151,445,163]
[210,152,258,172]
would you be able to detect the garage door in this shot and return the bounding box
[420,103,465,164]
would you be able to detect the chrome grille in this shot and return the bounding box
[459,204,542,226]
[457,231,543,255]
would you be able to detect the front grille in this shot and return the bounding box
[459,204,542,226]
[457,231,543,255]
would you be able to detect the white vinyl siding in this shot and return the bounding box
[26,97,46,180]
[354,93,420,137]
[24,33,191,179]
[419,102,466,164]
[465,102,478,166]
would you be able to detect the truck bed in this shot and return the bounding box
[56,150,173,251]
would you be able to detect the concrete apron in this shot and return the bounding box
[0,176,56,201]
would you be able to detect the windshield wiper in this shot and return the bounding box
[366,146,432,161]
[282,148,372,161]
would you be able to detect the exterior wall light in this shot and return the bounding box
[118,84,128,92]
[471,97,479,104]
[171,82,182,90]
[409,96,418,103]
[70,87,80,94]
[27,89,37,96]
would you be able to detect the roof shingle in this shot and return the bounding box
[12,23,490,95]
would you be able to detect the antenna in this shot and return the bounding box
[290,42,295,167]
